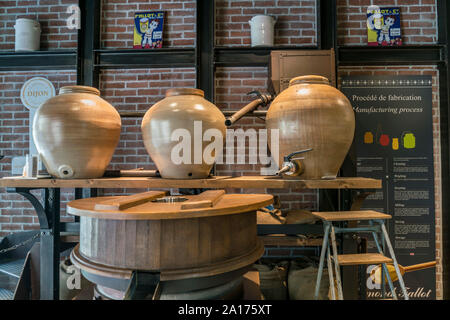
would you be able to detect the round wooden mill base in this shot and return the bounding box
[67,190,273,299]
[92,276,245,300]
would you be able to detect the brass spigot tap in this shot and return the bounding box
[276,148,313,177]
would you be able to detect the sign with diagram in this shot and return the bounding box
[341,75,436,299]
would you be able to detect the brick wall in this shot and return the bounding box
[216,0,317,47]
[101,0,196,49]
[337,0,438,46]
[0,70,77,236]
[0,0,78,51]
[338,65,442,299]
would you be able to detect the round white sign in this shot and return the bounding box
[20,77,55,110]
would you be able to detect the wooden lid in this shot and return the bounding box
[165,88,204,97]
[289,75,330,86]
[67,190,273,220]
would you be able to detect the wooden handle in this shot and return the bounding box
[225,100,261,126]
[94,191,167,211]
[403,261,437,273]
[181,190,225,210]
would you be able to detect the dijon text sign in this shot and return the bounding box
[20,77,55,156]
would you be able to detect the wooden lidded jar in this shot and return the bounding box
[33,86,121,179]
[266,75,355,179]
[141,88,226,179]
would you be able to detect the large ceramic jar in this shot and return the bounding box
[266,75,355,179]
[141,88,226,179]
[33,86,121,179]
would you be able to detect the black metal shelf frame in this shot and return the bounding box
[0,0,449,300]
[0,51,77,71]
[95,48,196,69]
[337,45,446,66]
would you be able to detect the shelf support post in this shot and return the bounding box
[77,0,101,87]
[196,0,215,101]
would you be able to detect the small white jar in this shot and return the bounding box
[249,15,276,47]
[14,18,41,52]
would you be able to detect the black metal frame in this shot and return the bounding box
[0,51,77,71]
[437,0,450,300]
[1,0,449,299]
[7,188,61,300]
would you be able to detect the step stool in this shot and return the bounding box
[311,210,409,300]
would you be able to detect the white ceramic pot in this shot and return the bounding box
[249,15,276,47]
[14,18,41,52]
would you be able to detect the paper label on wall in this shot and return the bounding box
[20,77,56,156]
[20,77,55,110]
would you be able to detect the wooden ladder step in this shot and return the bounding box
[337,253,393,266]
[311,210,392,222]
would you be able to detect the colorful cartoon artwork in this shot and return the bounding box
[134,11,164,49]
[367,7,402,46]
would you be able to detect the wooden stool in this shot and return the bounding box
[311,210,409,300]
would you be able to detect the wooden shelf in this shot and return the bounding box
[337,253,392,266]
[0,176,382,190]
[311,210,392,221]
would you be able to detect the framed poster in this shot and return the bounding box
[367,7,402,46]
[341,75,436,299]
[133,11,164,49]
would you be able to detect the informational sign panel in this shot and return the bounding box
[341,75,436,300]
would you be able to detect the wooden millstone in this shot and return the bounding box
[67,191,273,279]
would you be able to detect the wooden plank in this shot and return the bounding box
[0,176,232,189]
[180,190,225,210]
[311,210,392,221]
[337,253,393,266]
[94,190,167,211]
[0,176,382,189]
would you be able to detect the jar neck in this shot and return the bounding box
[165,88,204,98]
[59,86,100,96]
[289,75,330,86]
